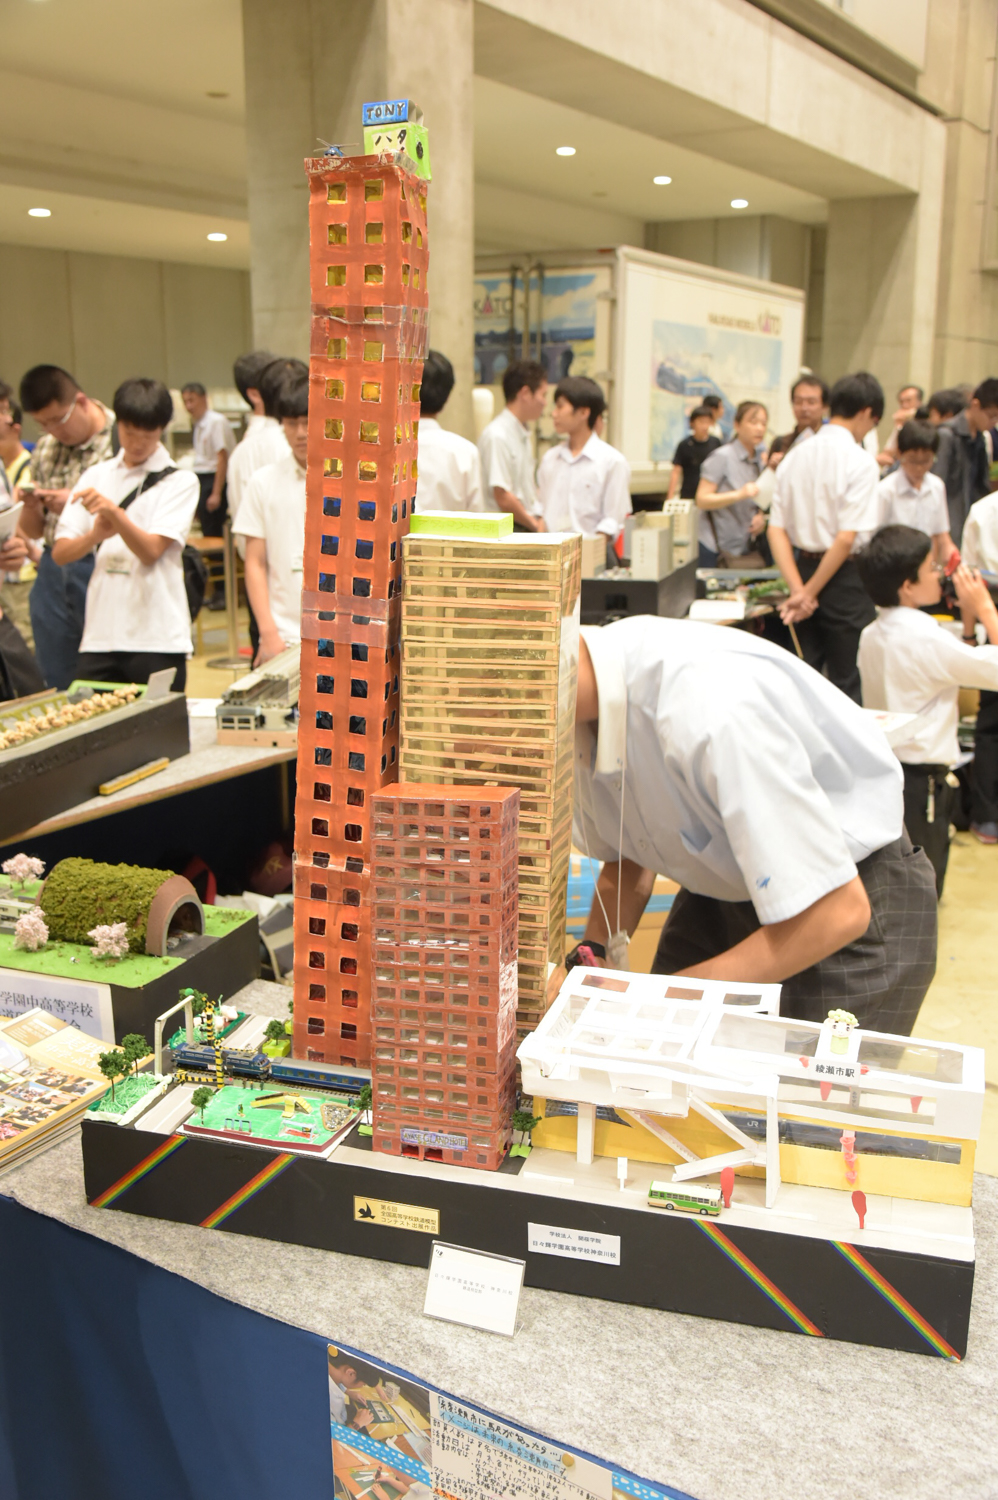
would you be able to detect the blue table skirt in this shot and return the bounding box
[0,1196,690,1500]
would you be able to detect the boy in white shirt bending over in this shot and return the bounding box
[52,378,199,692]
[961,489,998,842]
[876,420,955,564]
[415,349,484,512]
[537,377,631,548]
[234,370,307,666]
[857,524,998,889]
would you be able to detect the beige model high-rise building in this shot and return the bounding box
[399,525,581,1034]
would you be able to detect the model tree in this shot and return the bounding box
[511,1107,541,1157]
[191,1086,213,1122]
[121,1033,152,1077]
[264,1020,286,1044]
[98,1048,129,1103]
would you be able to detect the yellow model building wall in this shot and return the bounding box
[531,1100,974,1206]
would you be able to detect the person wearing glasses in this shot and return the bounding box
[857,525,998,891]
[17,364,115,689]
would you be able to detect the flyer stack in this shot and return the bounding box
[291,145,429,1068]
[399,527,582,1035]
[369,784,520,1169]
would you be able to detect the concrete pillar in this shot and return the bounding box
[242,0,475,436]
[819,114,945,408]
[576,1101,596,1166]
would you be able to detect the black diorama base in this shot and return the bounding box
[103,919,260,1041]
[0,691,190,842]
[81,1117,974,1359]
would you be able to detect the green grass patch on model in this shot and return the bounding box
[0,908,254,987]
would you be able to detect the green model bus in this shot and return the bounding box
[648,1180,722,1216]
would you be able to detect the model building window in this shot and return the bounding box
[327,265,346,286]
[358,462,377,482]
[401,263,410,285]
[321,536,338,555]
[361,381,381,401]
[316,710,332,730]
[345,856,364,873]
[340,956,358,975]
[353,577,371,596]
[325,418,343,440]
[328,338,346,358]
[381,754,387,772]
[308,950,325,969]
[350,679,368,698]
[360,421,379,443]
[365,221,384,243]
[308,982,325,1000]
[313,851,330,868]
[313,782,331,804]
[349,715,366,736]
[363,341,383,361]
[341,990,358,1007]
[391,502,398,523]
[327,182,346,202]
[310,883,327,902]
[344,823,363,842]
[317,640,334,660]
[324,458,342,478]
[327,223,347,247]
[307,1049,325,1062]
[318,573,336,592]
[344,888,360,906]
[355,539,374,560]
[316,675,334,695]
[326,378,344,399]
[341,922,359,942]
[311,818,329,837]
[315,746,332,766]
[307,1016,325,1034]
[364,179,383,200]
[364,264,384,284]
[323,496,341,516]
[348,751,365,771]
[309,917,326,937]
[352,644,368,662]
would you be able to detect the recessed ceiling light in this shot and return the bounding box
[555,146,576,157]
[205,91,229,99]
[653,175,672,186]
[28,207,51,218]
[207,232,228,242]
[730,198,749,209]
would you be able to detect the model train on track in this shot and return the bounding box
[170,1043,369,1096]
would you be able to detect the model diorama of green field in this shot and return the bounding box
[87,1072,166,1124]
[181,1083,360,1154]
[0,907,252,988]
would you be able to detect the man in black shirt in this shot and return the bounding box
[668,406,720,499]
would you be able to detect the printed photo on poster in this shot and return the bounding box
[649,319,785,461]
[328,1344,433,1489]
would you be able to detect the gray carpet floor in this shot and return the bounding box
[4,1132,996,1500]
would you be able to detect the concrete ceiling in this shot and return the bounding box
[2,0,834,270]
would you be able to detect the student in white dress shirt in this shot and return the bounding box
[858,526,998,886]
[875,421,954,564]
[958,495,998,842]
[574,616,937,1035]
[52,379,199,692]
[769,371,883,703]
[536,376,631,545]
[234,370,308,666]
[477,359,548,531]
[226,350,288,528]
[414,350,484,513]
[181,382,236,538]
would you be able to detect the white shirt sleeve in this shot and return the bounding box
[465,446,485,512]
[478,424,514,494]
[962,512,982,568]
[769,462,790,530]
[144,472,199,546]
[930,482,950,536]
[839,456,879,533]
[54,496,92,541]
[932,632,998,692]
[212,412,237,456]
[684,688,859,924]
[536,447,556,509]
[233,471,267,539]
[597,451,632,538]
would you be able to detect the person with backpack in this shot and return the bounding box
[51,378,199,692]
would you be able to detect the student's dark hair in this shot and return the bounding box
[274,371,309,420]
[897,419,939,455]
[689,405,713,421]
[898,382,924,402]
[181,381,206,398]
[734,400,767,425]
[0,381,14,408]
[8,402,22,427]
[553,376,605,429]
[928,387,965,418]
[914,405,930,421]
[856,525,931,607]
[258,358,308,417]
[972,377,998,410]
[19,364,80,414]
[420,349,455,415]
[113,378,174,431]
[233,349,277,404]
[828,371,884,422]
[502,359,547,404]
[791,373,829,403]
[701,395,722,411]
